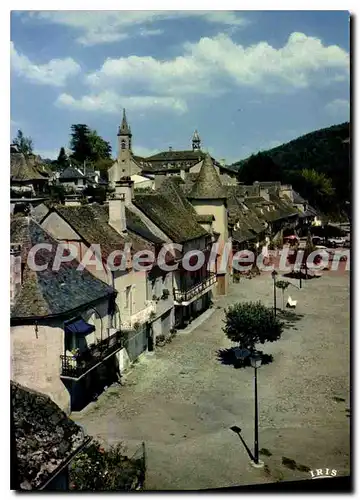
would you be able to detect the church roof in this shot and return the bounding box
[188,154,227,200]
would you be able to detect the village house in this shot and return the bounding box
[58,165,87,192]
[10,216,121,412]
[36,178,176,363]
[11,380,91,490]
[11,146,49,197]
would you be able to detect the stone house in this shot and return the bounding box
[133,176,218,328]
[37,180,176,364]
[11,380,91,490]
[11,149,49,197]
[58,165,87,192]
[10,216,119,412]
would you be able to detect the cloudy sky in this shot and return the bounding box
[10,10,350,163]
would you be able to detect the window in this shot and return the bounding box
[121,140,126,150]
[125,286,132,309]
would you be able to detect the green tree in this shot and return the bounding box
[69,124,93,165]
[223,301,284,352]
[12,129,33,156]
[296,168,335,212]
[69,124,112,164]
[55,147,70,171]
[88,129,112,161]
[237,153,281,184]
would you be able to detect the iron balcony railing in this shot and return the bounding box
[60,330,123,379]
[173,273,217,303]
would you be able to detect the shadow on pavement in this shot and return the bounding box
[276,309,304,329]
[217,347,273,369]
[283,270,321,280]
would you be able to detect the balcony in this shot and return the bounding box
[173,273,217,305]
[60,330,123,380]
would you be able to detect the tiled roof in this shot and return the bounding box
[125,206,164,244]
[11,381,89,490]
[292,191,307,205]
[11,153,48,182]
[196,214,215,223]
[134,181,208,243]
[10,217,115,321]
[55,204,155,259]
[188,154,227,200]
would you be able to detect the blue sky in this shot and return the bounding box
[10,10,350,163]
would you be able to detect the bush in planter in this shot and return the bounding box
[161,288,170,300]
[69,440,145,491]
[223,301,284,353]
[155,334,166,346]
[152,294,159,302]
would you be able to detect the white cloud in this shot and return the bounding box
[55,91,187,114]
[10,41,81,86]
[85,32,349,97]
[325,98,350,118]
[23,11,248,46]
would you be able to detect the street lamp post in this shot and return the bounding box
[250,352,264,468]
[271,269,278,317]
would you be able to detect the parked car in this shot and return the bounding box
[328,237,346,248]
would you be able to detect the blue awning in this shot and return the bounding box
[65,318,95,335]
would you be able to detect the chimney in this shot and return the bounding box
[64,195,82,207]
[154,174,165,190]
[109,186,126,233]
[180,169,186,180]
[114,178,134,205]
[10,244,22,306]
[279,184,294,202]
[260,188,270,201]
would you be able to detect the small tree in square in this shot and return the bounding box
[275,280,291,309]
[223,301,284,352]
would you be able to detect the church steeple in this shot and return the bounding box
[118,108,131,137]
[192,130,201,150]
[117,108,132,154]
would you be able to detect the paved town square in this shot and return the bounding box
[73,269,350,490]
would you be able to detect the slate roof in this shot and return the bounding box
[188,154,227,200]
[293,191,307,205]
[59,166,85,180]
[11,381,90,490]
[134,179,208,243]
[125,207,164,244]
[11,153,48,182]
[269,193,299,220]
[10,217,116,321]
[196,214,215,223]
[54,204,156,259]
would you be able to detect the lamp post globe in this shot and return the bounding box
[250,352,262,369]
